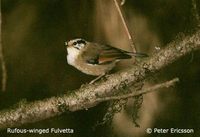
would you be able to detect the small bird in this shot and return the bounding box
[65,38,148,82]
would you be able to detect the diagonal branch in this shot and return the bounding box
[0,30,200,129]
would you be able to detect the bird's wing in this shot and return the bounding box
[82,43,131,65]
[98,44,131,64]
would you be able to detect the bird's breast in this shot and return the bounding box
[66,47,79,66]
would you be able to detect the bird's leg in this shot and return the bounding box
[89,73,106,84]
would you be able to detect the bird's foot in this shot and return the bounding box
[89,74,106,84]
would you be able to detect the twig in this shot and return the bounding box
[95,78,179,102]
[0,30,199,129]
[120,0,126,6]
[192,0,200,27]
[0,6,7,92]
[113,0,136,52]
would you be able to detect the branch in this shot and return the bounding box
[0,30,200,129]
[0,4,7,92]
[192,0,200,27]
[113,0,136,52]
[95,78,179,102]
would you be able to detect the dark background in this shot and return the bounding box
[1,0,200,137]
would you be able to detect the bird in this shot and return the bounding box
[65,38,148,83]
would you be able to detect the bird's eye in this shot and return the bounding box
[73,42,77,45]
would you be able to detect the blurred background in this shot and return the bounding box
[1,0,200,137]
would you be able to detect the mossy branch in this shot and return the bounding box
[0,30,200,129]
[95,78,179,102]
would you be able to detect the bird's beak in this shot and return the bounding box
[65,42,68,47]
[65,42,68,55]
